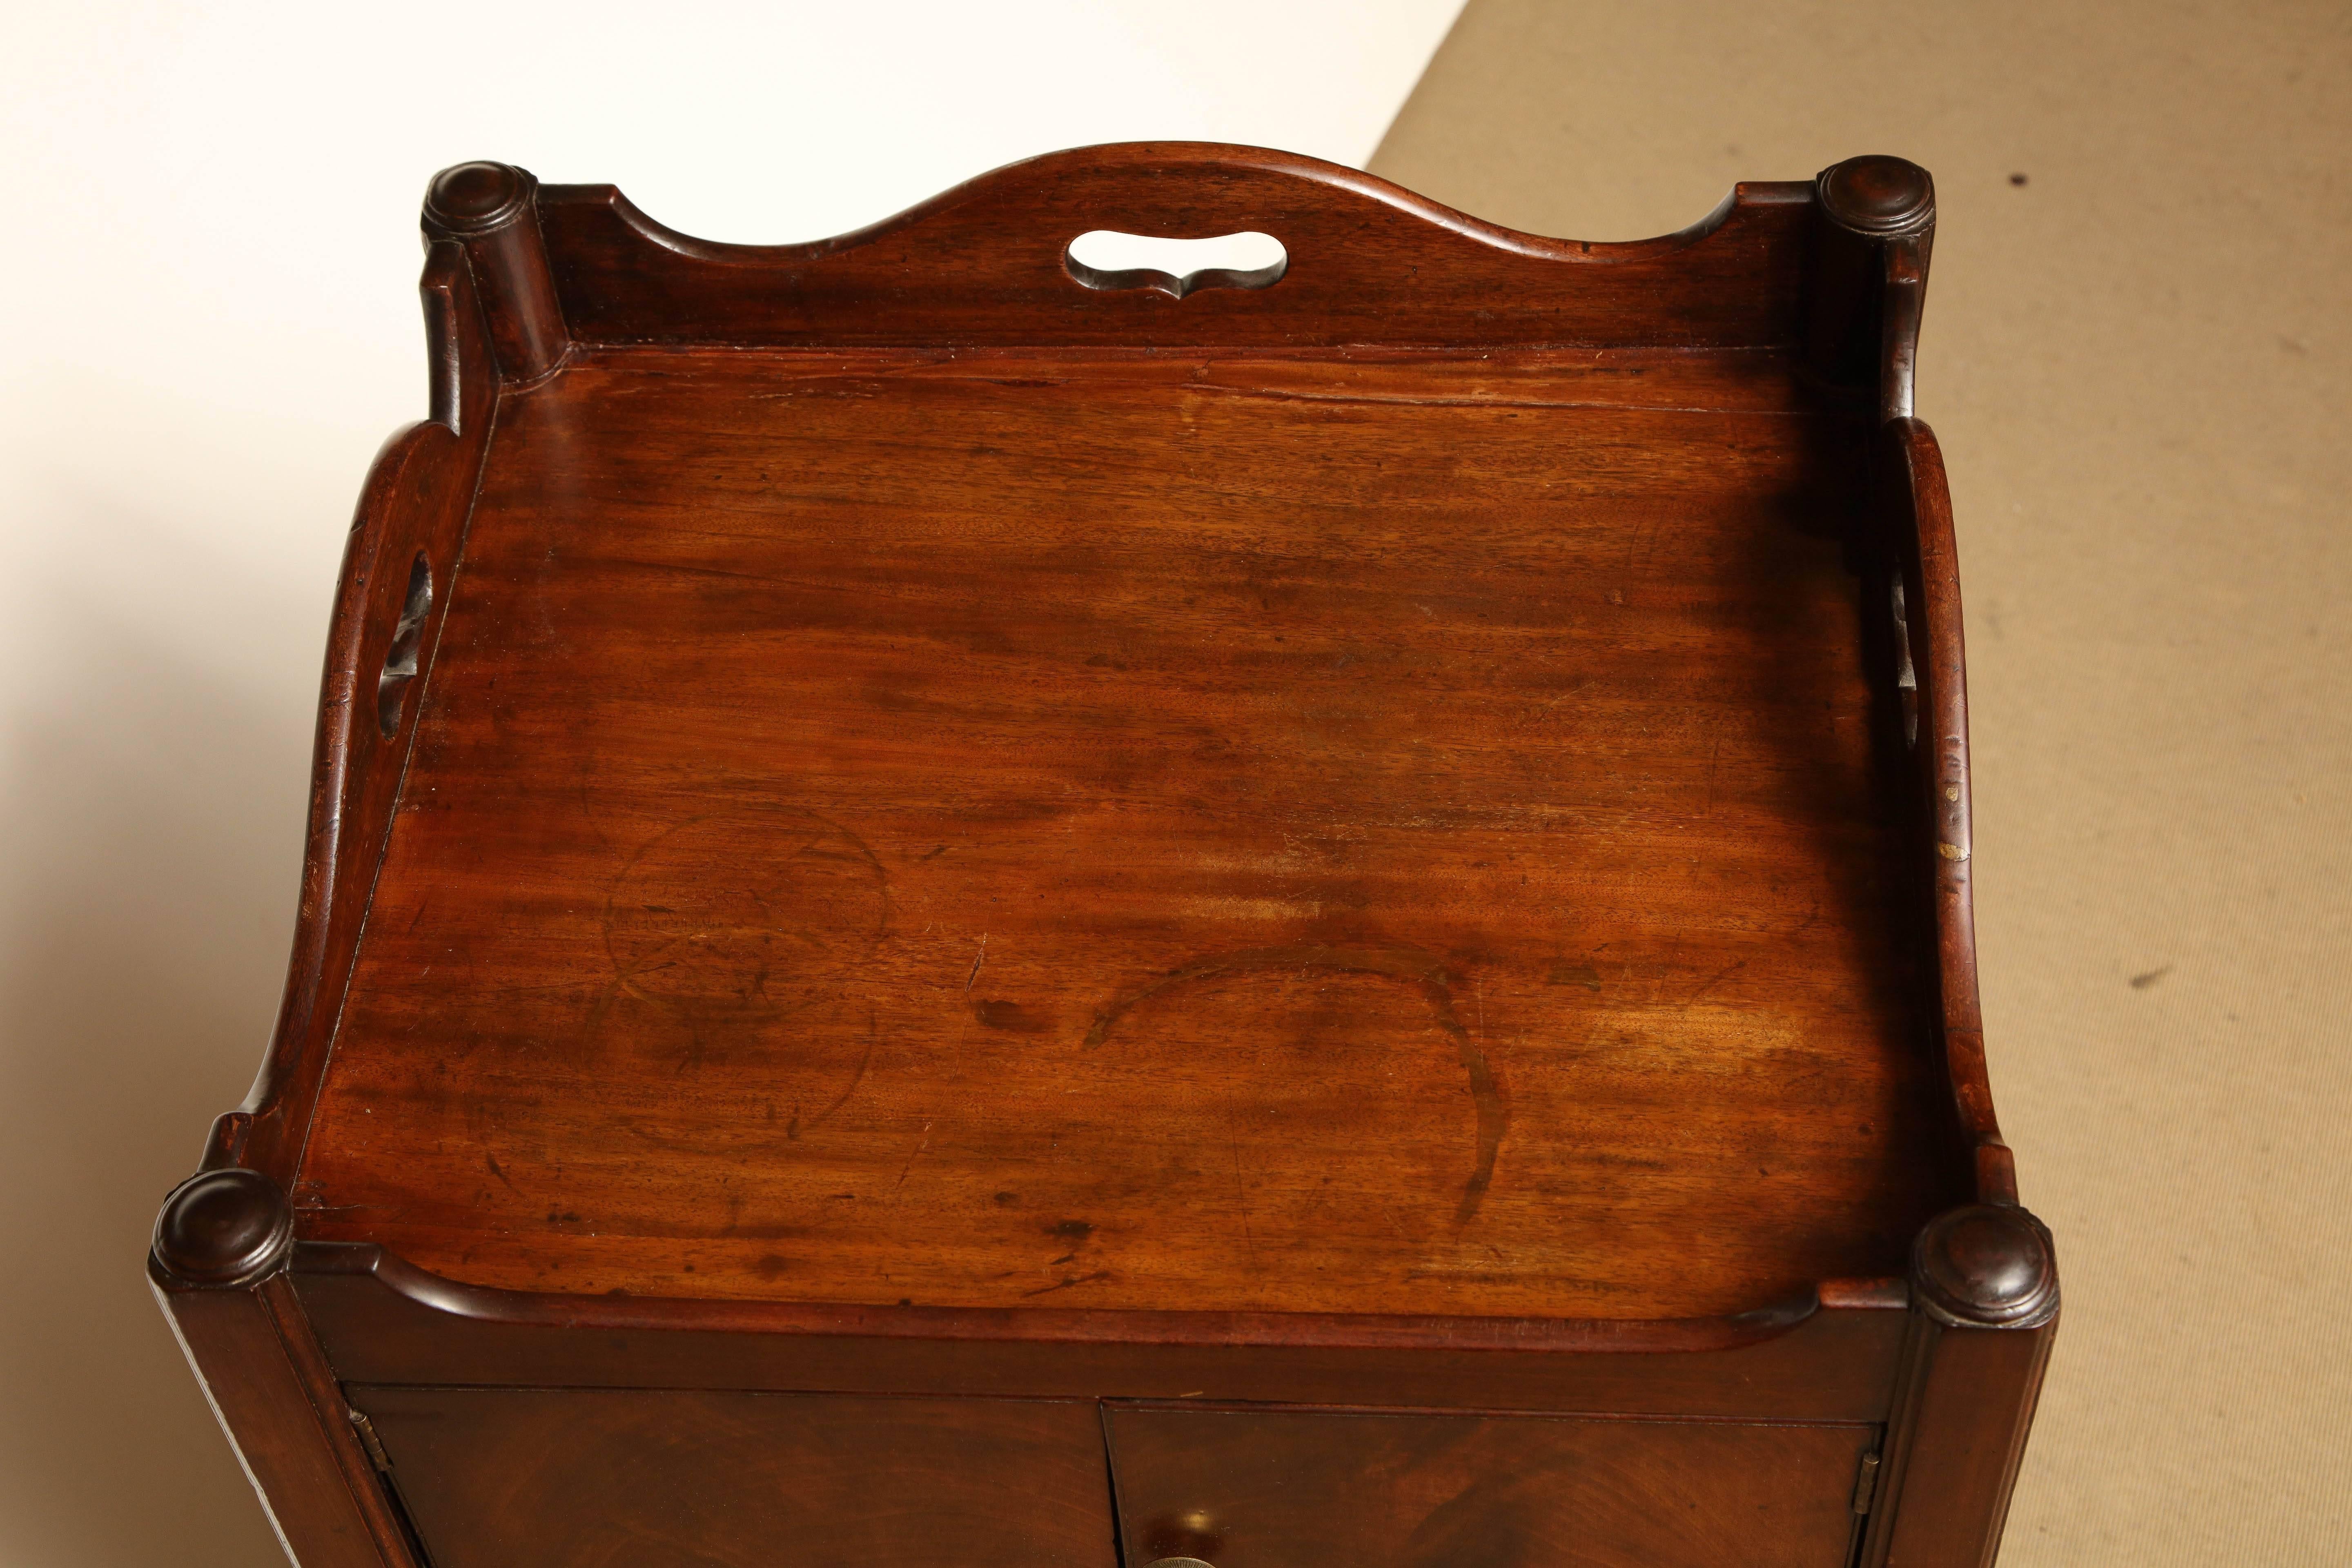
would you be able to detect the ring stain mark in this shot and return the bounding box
[1084,944,1508,1228]
[618,1009,878,1156]
[592,804,891,1171]
[603,806,890,1021]
[594,805,890,1067]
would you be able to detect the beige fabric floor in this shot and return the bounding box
[1372,2,2352,1560]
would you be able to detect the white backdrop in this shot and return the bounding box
[0,5,1463,1562]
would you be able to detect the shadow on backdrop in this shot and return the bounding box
[0,500,312,1566]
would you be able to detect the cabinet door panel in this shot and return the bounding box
[1106,1405,1872,1568]
[351,1386,1118,1568]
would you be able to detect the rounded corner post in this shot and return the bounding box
[151,1167,296,1291]
[149,1167,421,1565]
[1911,1204,2058,1332]
[423,160,570,383]
[1860,1202,2058,1566]
[1804,155,1937,419]
[1817,155,1936,241]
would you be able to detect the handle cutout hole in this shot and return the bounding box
[1064,230,1287,299]
[1890,577,1919,748]
[376,551,434,738]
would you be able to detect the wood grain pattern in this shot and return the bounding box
[293,1243,1911,1421]
[292,344,1961,1318]
[538,143,1815,351]
[151,1273,418,1568]
[350,1387,1118,1568]
[150,146,2050,1568]
[1105,1403,1874,1568]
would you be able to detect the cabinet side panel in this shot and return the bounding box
[1880,417,2013,1202]
[1869,1319,2055,1568]
[154,1278,412,1568]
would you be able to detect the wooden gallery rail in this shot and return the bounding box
[150,146,2054,1568]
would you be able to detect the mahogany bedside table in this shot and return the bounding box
[151,145,2055,1568]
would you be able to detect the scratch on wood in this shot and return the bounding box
[1685,960,1748,1007]
[893,1119,934,1189]
[807,1009,878,1130]
[1165,382,1804,418]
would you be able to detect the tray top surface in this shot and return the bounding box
[295,345,1960,1319]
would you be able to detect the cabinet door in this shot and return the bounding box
[350,1386,1119,1568]
[1105,1405,1873,1568]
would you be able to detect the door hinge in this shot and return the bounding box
[1851,1449,1883,1515]
[347,1407,395,1473]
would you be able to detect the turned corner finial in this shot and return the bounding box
[151,1168,294,1289]
[1806,155,1938,419]
[1816,155,1936,240]
[423,160,538,238]
[1911,1203,2058,1329]
[416,160,570,384]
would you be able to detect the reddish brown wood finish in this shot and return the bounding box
[1866,1316,2056,1568]
[349,1387,1118,1568]
[150,1175,419,1568]
[423,162,569,383]
[291,340,1951,1320]
[1805,153,1935,419]
[152,146,2053,1568]
[1857,1207,2056,1568]
[291,1243,1911,1420]
[537,143,1817,351]
[1105,1403,1875,1568]
[1879,417,2016,1202]
[152,236,495,1568]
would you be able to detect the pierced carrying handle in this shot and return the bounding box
[1062,229,1288,299]
[375,551,434,737]
[527,143,1818,350]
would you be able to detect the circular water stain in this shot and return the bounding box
[604,805,890,1020]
